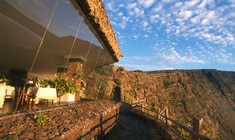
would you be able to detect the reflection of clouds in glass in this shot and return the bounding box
[46,0,101,47]
[7,0,101,47]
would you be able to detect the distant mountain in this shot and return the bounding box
[86,66,235,140]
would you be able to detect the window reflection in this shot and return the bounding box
[1,0,114,79]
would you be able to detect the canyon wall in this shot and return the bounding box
[86,66,235,139]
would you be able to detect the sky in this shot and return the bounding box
[102,0,235,71]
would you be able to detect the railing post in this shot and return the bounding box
[193,116,203,140]
[99,113,104,139]
[141,104,143,112]
[165,108,169,125]
[156,108,159,120]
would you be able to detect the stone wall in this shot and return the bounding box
[0,100,120,140]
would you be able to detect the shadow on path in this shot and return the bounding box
[105,113,164,140]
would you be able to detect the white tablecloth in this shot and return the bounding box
[0,84,5,96]
[0,84,6,108]
[34,87,57,104]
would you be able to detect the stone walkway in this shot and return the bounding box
[105,114,164,140]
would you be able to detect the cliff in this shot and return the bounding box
[86,65,235,139]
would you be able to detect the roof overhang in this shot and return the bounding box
[74,0,121,62]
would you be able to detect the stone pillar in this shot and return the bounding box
[67,58,84,80]
[70,58,85,101]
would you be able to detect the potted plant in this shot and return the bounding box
[54,77,78,102]
[40,76,78,102]
[55,77,77,93]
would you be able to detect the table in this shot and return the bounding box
[34,87,57,104]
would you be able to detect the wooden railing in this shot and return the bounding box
[130,98,146,107]
[131,102,212,140]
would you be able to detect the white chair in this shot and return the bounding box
[5,85,15,100]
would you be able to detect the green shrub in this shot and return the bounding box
[34,112,51,126]
[96,78,109,94]
[69,107,82,115]
[147,102,155,109]
[172,125,191,139]
[0,135,17,140]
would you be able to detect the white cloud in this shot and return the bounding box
[207,10,217,20]
[174,2,183,7]
[119,3,124,8]
[116,63,163,71]
[153,4,163,12]
[138,0,155,9]
[228,0,235,4]
[144,34,149,38]
[178,10,193,20]
[201,19,209,25]
[126,2,145,17]
[134,7,145,17]
[162,0,173,3]
[150,14,160,22]
[127,2,137,9]
[133,35,139,40]
[153,42,205,65]
[117,12,123,17]
[105,0,235,46]
[162,50,204,64]
[184,0,200,9]
[142,21,149,27]
[103,0,235,70]
[117,16,130,29]
[105,1,117,12]
[117,55,176,71]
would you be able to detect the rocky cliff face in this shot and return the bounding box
[85,65,235,140]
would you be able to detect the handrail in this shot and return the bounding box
[130,98,146,107]
[131,104,212,140]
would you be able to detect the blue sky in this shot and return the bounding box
[102,0,235,71]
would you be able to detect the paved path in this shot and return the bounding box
[105,114,164,140]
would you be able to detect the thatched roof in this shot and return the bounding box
[75,0,121,62]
